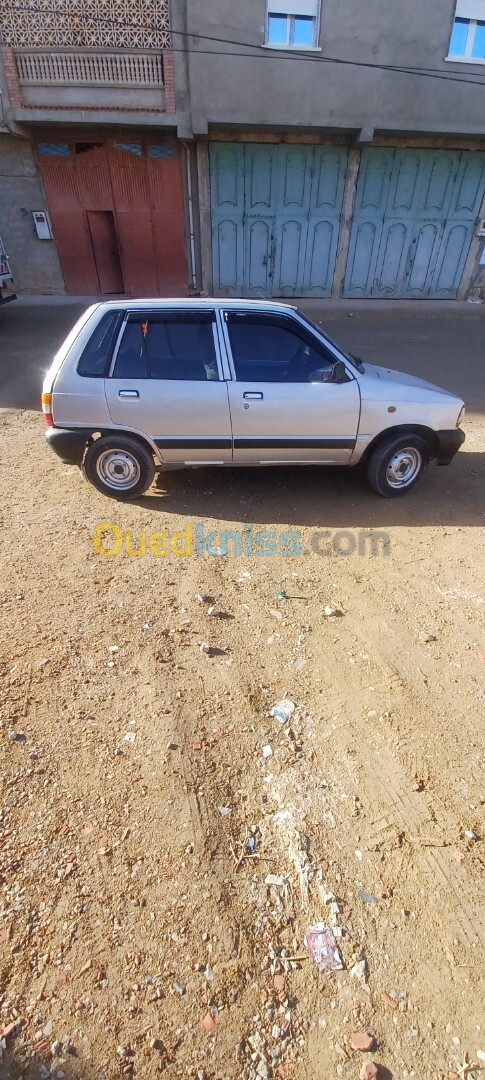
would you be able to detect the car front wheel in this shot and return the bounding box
[367,433,430,498]
[83,435,155,500]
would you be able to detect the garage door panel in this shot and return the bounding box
[432,222,474,297]
[48,210,99,294]
[116,211,157,297]
[388,151,422,214]
[375,221,410,295]
[245,218,273,295]
[452,154,485,215]
[405,223,441,296]
[246,146,278,213]
[422,153,458,216]
[357,150,393,213]
[279,146,312,212]
[274,218,308,295]
[212,219,243,296]
[345,220,380,297]
[304,219,337,295]
[312,149,346,213]
[344,148,485,299]
[210,142,348,298]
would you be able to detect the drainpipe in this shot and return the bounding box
[181,140,197,292]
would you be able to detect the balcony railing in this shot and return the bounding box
[15,48,164,87]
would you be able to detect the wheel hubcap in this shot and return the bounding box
[96,449,141,491]
[386,447,422,489]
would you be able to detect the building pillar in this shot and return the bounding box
[1,47,23,109]
[331,146,361,299]
[196,140,212,295]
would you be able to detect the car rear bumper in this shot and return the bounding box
[435,428,465,466]
[46,427,92,465]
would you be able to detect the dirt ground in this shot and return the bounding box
[0,301,484,1080]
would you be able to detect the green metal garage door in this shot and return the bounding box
[344,148,485,299]
[210,143,348,297]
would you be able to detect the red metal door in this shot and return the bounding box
[87,211,124,294]
[37,136,188,296]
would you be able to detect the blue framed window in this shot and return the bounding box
[448,9,485,59]
[449,16,470,54]
[266,8,318,48]
[471,19,485,56]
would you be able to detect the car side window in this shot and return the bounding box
[77,311,122,377]
[226,314,334,383]
[112,313,218,381]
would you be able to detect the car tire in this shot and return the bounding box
[83,435,155,500]
[367,433,430,498]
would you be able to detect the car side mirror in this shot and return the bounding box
[332,360,347,383]
[309,360,347,384]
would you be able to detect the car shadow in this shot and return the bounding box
[133,451,485,529]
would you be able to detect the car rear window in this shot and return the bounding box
[77,311,122,377]
[111,313,218,381]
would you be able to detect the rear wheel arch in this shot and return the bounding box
[80,429,161,465]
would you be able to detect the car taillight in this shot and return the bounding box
[41,392,53,427]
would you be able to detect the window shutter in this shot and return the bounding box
[268,0,319,15]
[455,0,485,18]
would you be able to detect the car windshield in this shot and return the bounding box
[296,310,363,372]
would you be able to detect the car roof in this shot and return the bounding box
[94,298,298,313]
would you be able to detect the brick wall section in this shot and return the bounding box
[163,50,176,113]
[1,47,23,108]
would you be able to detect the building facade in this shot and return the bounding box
[0,0,193,295]
[1,0,485,299]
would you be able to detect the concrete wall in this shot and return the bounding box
[0,133,65,293]
[185,0,485,136]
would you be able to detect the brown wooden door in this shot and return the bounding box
[86,211,124,294]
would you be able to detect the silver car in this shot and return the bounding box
[42,299,465,500]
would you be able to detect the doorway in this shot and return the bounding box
[86,211,124,294]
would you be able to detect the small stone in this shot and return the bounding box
[172,981,185,996]
[269,609,283,621]
[273,974,286,993]
[108,645,119,653]
[324,604,344,618]
[149,1038,165,1052]
[200,643,211,654]
[39,1067,51,1080]
[123,732,136,743]
[262,744,273,758]
[51,1042,61,1056]
[351,1031,375,1052]
[218,805,231,816]
[359,1064,378,1080]
[418,630,436,643]
[207,605,221,617]
[196,593,212,604]
[117,1046,129,1058]
[271,700,295,723]
[200,1011,216,1034]
[349,959,368,983]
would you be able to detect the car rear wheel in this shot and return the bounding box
[367,433,430,498]
[83,435,155,500]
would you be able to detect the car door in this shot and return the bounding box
[221,310,361,463]
[104,309,232,463]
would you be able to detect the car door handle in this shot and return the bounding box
[243,392,263,400]
[119,390,139,399]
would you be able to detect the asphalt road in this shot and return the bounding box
[0,295,483,414]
